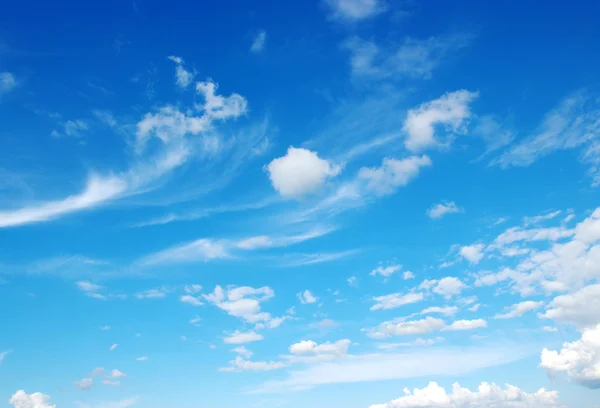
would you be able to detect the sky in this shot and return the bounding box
[1,0,600,407]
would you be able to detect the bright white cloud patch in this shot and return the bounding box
[267,147,341,199]
[432,277,467,299]
[167,55,194,88]
[204,285,276,323]
[428,201,461,219]
[368,381,562,408]
[403,90,478,151]
[368,317,445,338]
[540,323,600,389]
[289,339,350,356]
[358,155,432,196]
[297,289,318,304]
[541,284,600,329]
[325,0,385,21]
[443,319,487,331]
[370,264,402,278]
[9,390,56,408]
[459,244,485,264]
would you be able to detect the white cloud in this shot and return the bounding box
[297,290,318,304]
[90,367,104,377]
[459,244,485,264]
[250,30,267,53]
[9,390,56,408]
[420,306,458,316]
[136,356,148,361]
[134,287,169,299]
[371,264,401,278]
[109,369,127,378]
[289,339,350,356]
[343,35,472,80]
[203,285,275,323]
[403,271,415,280]
[232,346,253,358]
[0,350,11,363]
[139,238,229,265]
[427,201,461,219]
[167,55,194,88]
[540,323,600,389]
[74,378,94,390]
[348,276,358,287]
[403,90,478,151]
[368,317,444,338]
[0,175,127,228]
[377,337,444,350]
[267,147,341,199]
[100,325,111,331]
[252,345,531,393]
[541,284,600,329]
[494,300,544,319]
[102,380,120,387]
[443,319,487,331]
[223,330,264,344]
[371,292,424,311]
[0,72,17,94]
[184,284,203,294]
[196,80,248,120]
[109,344,118,351]
[180,295,203,306]
[358,155,432,196]
[432,277,466,299]
[368,381,562,408]
[221,356,285,372]
[325,0,385,21]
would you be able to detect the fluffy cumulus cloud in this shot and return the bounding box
[540,323,600,389]
[541,284,600,329]
[403,90,478,151]
[459,244,485,264]
[267,147,341,199]
[368,317,445,338]
[167,55,195,88]
[443,319,487,331]
[358,155,432,196]
[203,285,277,324]
[9,390,56,408]
[428,201,461,219]
[368,381,562,408]
[432,277,467,299]
[325,0,385,21]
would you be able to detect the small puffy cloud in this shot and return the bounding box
[371,292,424,311]
[196,80,248,120]
[358,155,432,196]
[180,294,203,306]
[443,319,487,331]
[267,147,341,199]
[289,339,350,356]
[540,323,600,389]
[368,381,562,408]
[432,277,466,299]
[324,0,385,22]
[109,369,127,378]
[494,300,544,319]
[9,390,56,408]
[136,356,148,361]
[223,330,264,344]
[100,325,111,331]
[298,290,318,304]
[368,317,445,339]
[167,55,194,88]
[0,72,17,95]
[250,30,267,53]
[371,264,401,278]
[348,276,358,287]
[427,201,461,219]
[459,244,485,264]
[74,378,94,390]
[203,285,275,323]
[109,344,118,351]
[403,271,415,280]
[184,284,203,294]
[403,90,478,151]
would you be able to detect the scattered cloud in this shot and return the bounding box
[459,244,485,264]
[443,319,487,331]
[371,292,424,311]
[494,300,544,319]
[9,390,55,408]
[358,155,432,196]
[250,30,267,53]
[167,55,194,88]
[325,0,386,22]
[223,330,264,344]
[0,72,18,95]
[74,378,94,390]
[427,201,461,219]
[297,290,318,304]
[109,344,118,352]
[370,263,401,278]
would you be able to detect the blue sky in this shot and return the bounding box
[1,0,600,407]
